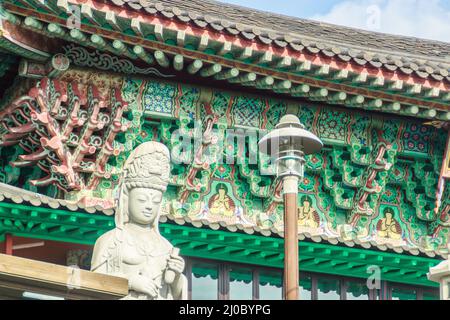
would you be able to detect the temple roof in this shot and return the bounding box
[1,0,449,119]
[0,182,113,215]
[110,0,450,76]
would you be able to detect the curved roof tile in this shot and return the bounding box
[107,0,450,81]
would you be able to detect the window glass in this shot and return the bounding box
[391,287,416,300]
[259,270,282,300]
[191,262,218,300]
[317,278,341,300]
[423,290,439,300]
[229,267,253,300]
[300,274,312,300]
[346,282,369,300]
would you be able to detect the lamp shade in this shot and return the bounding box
[258,114,323,157]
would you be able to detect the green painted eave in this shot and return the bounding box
[0,201,441,288]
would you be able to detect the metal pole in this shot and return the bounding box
[283,176,299,300]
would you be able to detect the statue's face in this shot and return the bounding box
[128,187,163,226]
[218,188,226,197]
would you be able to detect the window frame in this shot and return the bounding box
[185,256,437,301]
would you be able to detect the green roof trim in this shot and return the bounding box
[0,201,441,288]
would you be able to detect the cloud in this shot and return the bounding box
[310,0,450,42]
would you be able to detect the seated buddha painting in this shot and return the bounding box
[376,207,402,240]
[195,182,237,224]
[298,195,321,229]
[208,183,236,217]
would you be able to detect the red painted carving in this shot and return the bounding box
[352,142,393,218]
[180,113,217,203]
[0,77,129,193]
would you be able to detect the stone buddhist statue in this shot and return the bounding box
[91,141,187,300]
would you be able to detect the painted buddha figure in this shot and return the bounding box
[208,183,236,218]
[91,142,187,300]
[377,207,402,240]
[298,195,320,228]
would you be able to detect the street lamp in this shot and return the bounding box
[258,114,323,300]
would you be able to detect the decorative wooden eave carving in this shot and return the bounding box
[0,77,129,194]
[0,14,56,61]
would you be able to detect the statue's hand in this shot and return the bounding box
[129,274,161,299]
[167,255,185,275]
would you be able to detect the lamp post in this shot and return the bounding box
[258,114,323,300]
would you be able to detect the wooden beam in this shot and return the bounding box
[352,73,368,84]
[228,72,256,84]
[173,54,184,71]
[328,91,347,102]
[112,40,131,56]
[90,34,107,49]
[5,234,12,256]
[347,95,365,106]
[0,254,127,299]
[200,64,222,77]
[217,41,232,56]
[309,88,328,100]
[384,102,402,112]
[419,109,437,118]
[24,221,34,231]
[275,56,292,69]
[130,18,144,37]
[237,47,253,60]
[255,76,275,89]
[291,84,310,96]
[23,17,44,31]
[176,30,186,47]
[366,99,383,109]
[438,111,450,121]
[14,221,24,231]
[401,105,419,115]
[425,88,440,98]
[153,24,164,42]
[197,34,209,51]
[406,84,422,95]
[333,69,349,81]
[69,29,87,42]
[315,65,330,76]
[255,51,273,64]
[295,60,312,73]
[154,50,169,68]
[273,80,292,92]
[56,0,71,12]
[133,46,154,64]
[214,68,239,80]
[387,80,404,91]
[370,76,385,88]
[81,4,101,26]
[47,23,66,37]
[105,11,121,31]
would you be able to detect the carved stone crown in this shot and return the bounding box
[122,141,171,191]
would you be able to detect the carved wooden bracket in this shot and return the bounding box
[0,77,129,193]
